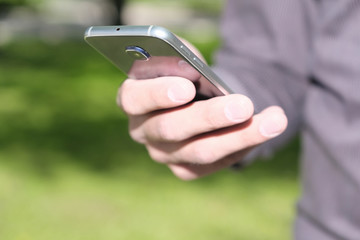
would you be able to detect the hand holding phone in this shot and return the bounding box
[84,25,287,180]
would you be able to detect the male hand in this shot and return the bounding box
[117,41,288,180]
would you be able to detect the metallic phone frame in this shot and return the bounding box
[84,25,233,96]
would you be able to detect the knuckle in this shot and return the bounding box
[200,99,225,128]
[155,117,178,142]
[190,144,218,164]
[128,116,148,144]
[237,130,261,148]
[147,146,167,164]
[148,88,163,107]
[121,102,136,116]
[204,110,223,129]
[169,165,200,181]
[118,82,135,115]
[175,171,199,181]
[129,129,146,144]
[116,87,123,108]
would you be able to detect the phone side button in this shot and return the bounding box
[180,45,191,57]
[193,57,204,67]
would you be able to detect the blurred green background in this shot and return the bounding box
[0,0,300,239]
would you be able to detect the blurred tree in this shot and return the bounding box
[0,0,41,16]
[0,0,23,16]
[109,0,125,25]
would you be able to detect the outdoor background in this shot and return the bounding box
[0,0,300,239]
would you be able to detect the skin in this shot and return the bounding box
[117,41,288,181]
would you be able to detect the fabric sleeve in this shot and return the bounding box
[212,0,316,162]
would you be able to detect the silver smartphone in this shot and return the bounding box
[84,25,233,98]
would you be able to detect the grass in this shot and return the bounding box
[0,38,300,240]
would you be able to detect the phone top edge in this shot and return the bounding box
[147,25,174,39]
[84,26,93,39]
[84,25,178,47]
[84,25,157,38]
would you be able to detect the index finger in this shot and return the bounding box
[117,77,196,116]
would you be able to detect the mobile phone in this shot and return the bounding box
[84,25,233,98]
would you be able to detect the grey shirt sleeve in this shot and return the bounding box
[212,0,316,161]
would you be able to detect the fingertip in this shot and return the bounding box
[167,77,196,103]
[223,94,254,122]
[259,108,288,138]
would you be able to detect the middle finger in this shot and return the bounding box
[134,94,254,143]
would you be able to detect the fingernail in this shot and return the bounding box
[259,115,285,138]
[224,101,251,122]
[168,84,190,102]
